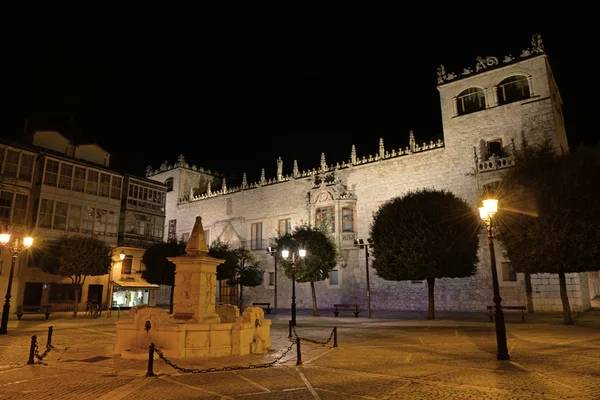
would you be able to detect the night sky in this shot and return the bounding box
[4,18,597,184]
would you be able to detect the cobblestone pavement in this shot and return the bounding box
[1,309,599,399]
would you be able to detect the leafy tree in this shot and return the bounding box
[370,189,480,319]
[44,235,112,317]
[208,240,262,308]
[275,224,339,316]
[141,241,186,314]
[496,140,600,324]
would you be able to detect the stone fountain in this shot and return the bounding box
[114,216,272,359]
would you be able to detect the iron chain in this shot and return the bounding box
[34,342,54,361]
[153,338,297,374]
[292,326,335,346]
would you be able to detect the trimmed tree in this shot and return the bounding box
[208,240,262,308]
[44,235,113,317]
[275,224,339,316]
[496,140,600,324]
[370,189,480,319]
[141,240,186,314]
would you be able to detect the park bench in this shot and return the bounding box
[16,305,52,320]
[487,305,526,323]
[333,304,361,318]
[252,302,272,314]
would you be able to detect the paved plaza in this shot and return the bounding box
[1,307,599,399]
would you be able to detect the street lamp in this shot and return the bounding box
[0,234,34,335]
[266,246,278,314]
[281,248,306,327]
[479,198,510,361]
[119,250,126,261]
[354,238,372,318]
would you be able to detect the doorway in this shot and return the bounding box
[23,282,43,306]
[88,284,103,304]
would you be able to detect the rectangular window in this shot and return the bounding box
[153,217,164,238]
[110,176,122,200]
[58,164,73,190]
[4,150,20,177]
[329,270,339,285]
[121,256,133,274]
[82,206,95,233]
[53,201,69,230]
[19,153,34,181]
[43,159,59,186]
[99,173,111,197]
[0,191,13,223]
[0,147,5,172]
[268,272,275,286]
[487,139,503,158]
[182,232,189,243]
[251,222,263,250]
[94,209,107,235]
[73,167,86,192]
[106,211,118,236]
[68,204,82,232]
[12,194,28,225]
[278,218,292,235]
[342,207,354,232]
[502,262,517,282]
[316,206,335,233]
[86,170,99,194]
[38,198,54,228]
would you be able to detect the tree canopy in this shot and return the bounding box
[141,240,186,287]
[370,189,480,319]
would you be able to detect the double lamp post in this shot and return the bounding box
[0,233,34,335]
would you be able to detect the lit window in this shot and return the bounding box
[316,206,335,233]
[278,218,292,235]
[498,75,530,105]
[456,87,486,115]
[342,207,354,232]
[329,270,339,285]
[251,222,263,250]
[44,160,59,187]
[122,256,133,274]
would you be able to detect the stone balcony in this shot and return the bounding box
[478,155,514,173]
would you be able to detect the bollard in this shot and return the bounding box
[27,335,36,365]
[333,326,338,348]
[288,320,292,339]
[146,343,155,377]
[296,338,302,365]
[47,326,53,348]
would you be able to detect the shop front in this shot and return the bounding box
[111,281,159,309]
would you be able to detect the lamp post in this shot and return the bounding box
[281,248,306,327]
[266,246,278,314]
[479,199,510,361]
[354,238,372,318]
[0,234,34,335]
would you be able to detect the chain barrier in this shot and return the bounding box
[152,338,298,374]
[292,326,336,346]
[34,341,54,361]
[27,327,55,364]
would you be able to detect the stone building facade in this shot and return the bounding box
[147,35,596,313]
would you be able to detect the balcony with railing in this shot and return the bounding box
[478,154,514,173]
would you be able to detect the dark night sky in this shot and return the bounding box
[4,16,597,184]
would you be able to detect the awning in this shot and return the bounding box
[113,280,160,289]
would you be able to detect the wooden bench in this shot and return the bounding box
[487,305,526,323]
[333,304,361,318]
[252,302,272,314]
[16,305,52,320]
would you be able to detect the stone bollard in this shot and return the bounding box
[27,335,36,365]
[146,343,155,377]
[296,338,302,366]
[333,326,338,348]
[47,326,53,348]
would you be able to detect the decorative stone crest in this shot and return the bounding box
[241,173,248,189]
[379,138,385,159]
[320,153,327,172]
[276,157,283,182]
[221,177,227,193]
[293,160,299,178]
[259,168,266,186]
[475,56,499,71]
[351,145,357,165]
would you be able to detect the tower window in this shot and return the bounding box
[456,87,486,115]
[165,178,174,192]
[497,75,530,105]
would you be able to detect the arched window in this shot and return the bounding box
[497,75,530,105]
[456,87,486,115]
[165,178,173,192]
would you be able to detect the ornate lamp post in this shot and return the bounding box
[281,248,306,327]
[479,199,510,360]
[354,238,372,318]
[266,246,278,314]
[0,234,34,335]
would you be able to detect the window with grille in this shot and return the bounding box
[68,204,82,232]
[58,164,73,190]
[4,150,20,177]
[111,176,122,199]
[316,206,335,233]
[342,207,354,232]
[0,191,12,223]
[38,198,54,228]
[12,194,28,225]
[44,160,59,186]
[251,222,263,250]
[278,218,291,235]
[122,256,133,274]
[53,201,68,230]
[498,75,530,105]
[457,87,486,115]
[73,167,86,192]
[86,170,99,194]
[19,153,34,181]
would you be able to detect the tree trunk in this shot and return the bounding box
[169,284,175,314]
[524,268,534,313]
[240,285,245,309]
[73,284,81,318]
[558,270,574,325]
[426,277,435,320]
[310,281,319,316]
